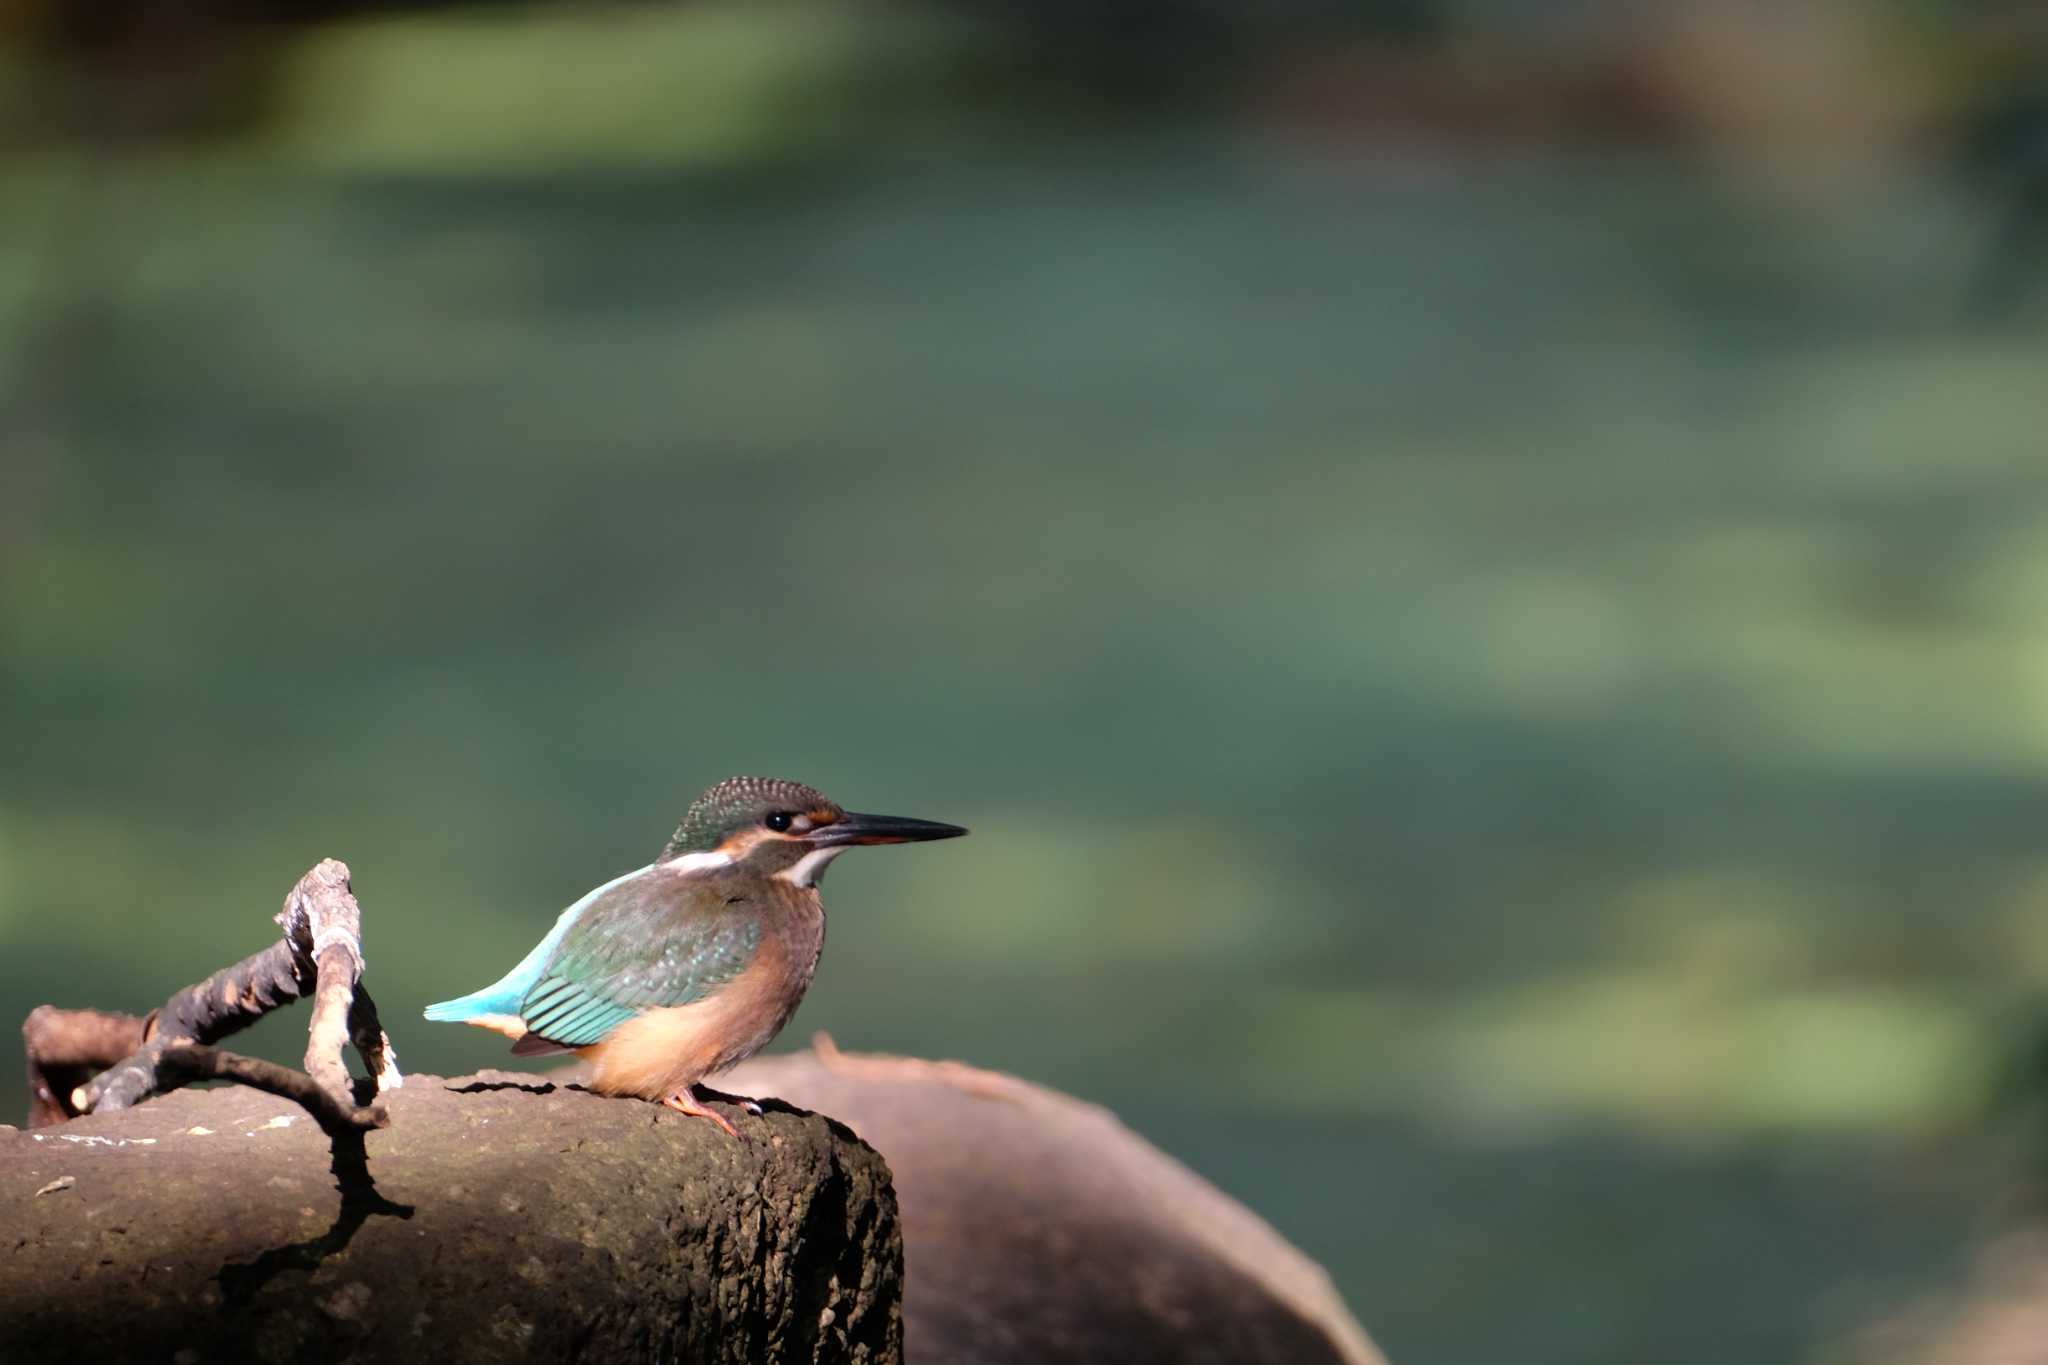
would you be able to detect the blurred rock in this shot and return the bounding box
[725,1039,1386,1365]
[1850,1228,2048,1365]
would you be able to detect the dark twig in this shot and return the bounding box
[155,1044,387,1136]
[79,938,314,1113]
[347,984,394,1094]
[20,858,402,1129]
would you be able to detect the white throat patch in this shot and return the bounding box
[776,846,846,888]
[662,850,734,876]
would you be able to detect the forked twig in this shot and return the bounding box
[20,858,400,1133]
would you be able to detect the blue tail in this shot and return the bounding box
[423,983,526,1023]
[422,940,554,1022]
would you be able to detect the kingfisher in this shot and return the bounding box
[423,776,966,1136]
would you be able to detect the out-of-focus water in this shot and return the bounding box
[5,13,2048,1361]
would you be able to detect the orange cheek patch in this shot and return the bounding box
[715,828,774,858]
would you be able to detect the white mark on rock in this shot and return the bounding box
[318,1282,374,1323]
[490,1316,536,1348]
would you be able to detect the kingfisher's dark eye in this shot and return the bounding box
[765,812,793,832]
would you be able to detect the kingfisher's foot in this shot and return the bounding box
[696,1083,765,1116]
[660,1085,742,1138]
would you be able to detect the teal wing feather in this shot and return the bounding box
[519,875,761,1048]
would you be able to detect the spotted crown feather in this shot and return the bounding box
[662,776,836,857]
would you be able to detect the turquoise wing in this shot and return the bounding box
[518,874,761,1049]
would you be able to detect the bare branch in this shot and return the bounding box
[77,939,313,1114]
[23,857,401,1127]
[155,1044,387,1135]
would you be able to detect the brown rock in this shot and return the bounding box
[0,1074,901,1365]
[725,1041,1386,1365]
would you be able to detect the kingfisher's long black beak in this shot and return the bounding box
[815,812,968,846]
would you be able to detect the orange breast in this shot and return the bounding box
[576,933,810,1101]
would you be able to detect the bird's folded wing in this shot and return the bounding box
[519,883,763,1048]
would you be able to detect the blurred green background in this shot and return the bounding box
[4,2,2048,1362]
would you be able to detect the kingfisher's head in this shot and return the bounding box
[660,776,967,887]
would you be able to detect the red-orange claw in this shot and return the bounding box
[661,1086,743,1139]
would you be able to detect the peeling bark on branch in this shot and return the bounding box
[287,858,397,1106]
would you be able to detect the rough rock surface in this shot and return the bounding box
[724,1041,1386,1365]
[1,1074,901,1365]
